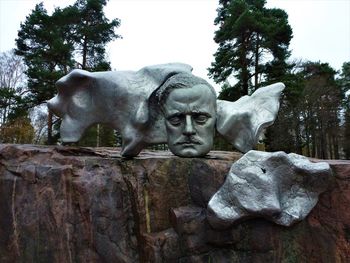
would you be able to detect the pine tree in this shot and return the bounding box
[209,0,292,98]
[70,0,121,70]
[339,62,350,159]
[266,61,343,159]
[15,3,75,144]
[15,0,121,145]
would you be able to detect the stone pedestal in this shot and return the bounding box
[0,145,349,262]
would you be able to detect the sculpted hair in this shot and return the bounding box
[156,72,217,110]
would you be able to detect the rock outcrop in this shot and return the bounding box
[0,144,349,262]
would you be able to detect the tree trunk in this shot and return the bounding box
[96,124,100,147]
[254,33,260,91]
[305,122,310,157]
[320,119,327,159]
[82,36,88,69]
[294,114,302,154]
[241,33,249,96]
[333,135,339,159]
[311,131,316,158]
[47,109,53,145]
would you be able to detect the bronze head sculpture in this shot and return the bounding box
[156,73,217,157]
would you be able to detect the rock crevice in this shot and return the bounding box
[0,144,349,262]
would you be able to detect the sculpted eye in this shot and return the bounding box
[168,115,183,126]
[194,114,209,124]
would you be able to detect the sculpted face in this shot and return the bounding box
[163,84,216,157]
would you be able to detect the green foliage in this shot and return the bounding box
[15,0,121,145]
[0,115,35,144]
[69,0,121,70]
[209,0,292,99]
[15,3,74,106]
[0,50,30,131]
[265,61,343,159]
[78,124,117,147]
[217,81,241,101]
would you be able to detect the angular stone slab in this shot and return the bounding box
[208,150,333,228]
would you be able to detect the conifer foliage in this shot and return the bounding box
[209,0,292,98]
[15,0,121,144]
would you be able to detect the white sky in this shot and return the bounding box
[1,0,349,92]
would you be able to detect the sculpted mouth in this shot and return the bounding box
[175,139,202,146]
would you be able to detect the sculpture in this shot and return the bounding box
[47,63,333,229]
[47,63,192,157]
[216,82,285,152]
[207,150,333,229]
[48,63,284,157]
[156,73,217,157]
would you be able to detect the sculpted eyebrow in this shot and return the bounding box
[167,111,212,119]
[193,111,212,117]
[167,112,184,118]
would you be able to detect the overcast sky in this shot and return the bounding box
[1,0,349,91]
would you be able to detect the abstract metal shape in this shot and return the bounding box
[207,150,333,228]
[48,64,285,157]
[216,83,285,153]
[47,63,192,157]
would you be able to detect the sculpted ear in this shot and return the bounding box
[216,82,285,152]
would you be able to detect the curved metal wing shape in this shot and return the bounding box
[216,82,285,152]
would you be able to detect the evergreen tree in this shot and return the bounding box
[66,0,122,146]
[266,61,343,159]
[0,50,33,143]
[15,0,121,145]
[70,0,121,71]
[15,3,75,143]
[344,98,350,159]
[339,62,350,159]
[209,0,292,98]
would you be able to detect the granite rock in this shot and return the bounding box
[0,145,349,263]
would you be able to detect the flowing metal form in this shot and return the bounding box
[207,150,333,229]
[48,63,285,157]
[47,63,192,157]
[216,82,285,153]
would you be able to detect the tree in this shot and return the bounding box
[0,50,34,144]
[343,97,350,159]
[78,124,117,147]
[264,64,306,154]
[265,61,343,159]
[0,116,35,144]
[0,50,27,124]
[70,0,121,71]
[339,62,350,158]
[209,0,292,98]
[15,0,121,145]
[67,0,122,146]
[15,3,75,144]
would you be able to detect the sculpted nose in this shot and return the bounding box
[183,115,195,135]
